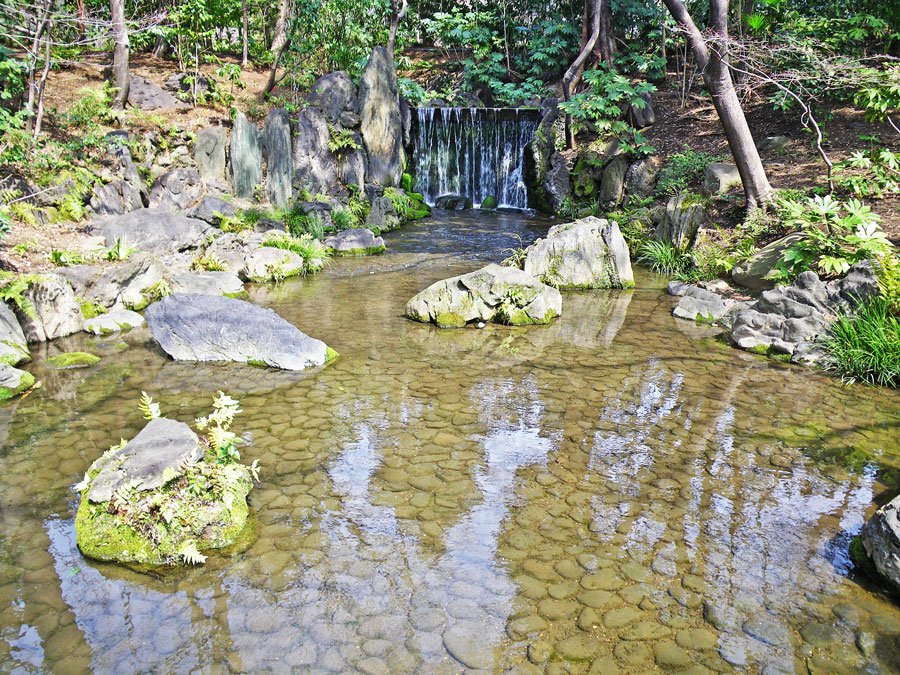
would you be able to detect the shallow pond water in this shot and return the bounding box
[2,210,900,673]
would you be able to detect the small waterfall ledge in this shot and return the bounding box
[409,107,540,210]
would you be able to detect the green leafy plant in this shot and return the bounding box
[0,272,39,318]
[834,148,900,198]
[775,195,894,280]
[501,234,528,269]
[875,254,900,316]
[383,187,415,221]
[820,297,900,388]
[330,207,356,231]
[194,391,243,464]
[637,240,693,277]
[191,251,227,272]
[657,148,725,195]
[262,233,332,275]
[50,249,86,267]
[327,125,361,160]
[100,238,137,261]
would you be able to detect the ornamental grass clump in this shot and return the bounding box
[820,297,900,388]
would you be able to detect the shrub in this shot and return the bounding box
[657,149,724,195]
[331,208,355,231]
[820,297,900,388]
[637,240,692,277]
[262,233,332,274]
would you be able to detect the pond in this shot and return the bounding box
[2,210,900,673]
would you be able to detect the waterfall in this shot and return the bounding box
[409,107,539,210]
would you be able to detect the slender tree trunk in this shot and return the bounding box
[563,0,600,149]
[25,0,52,134]
[261,0,289,99]
[32,21,52,140]
[388,0,409,54]
[110,0,130,110]
[661,0,773,210]
[75,0,86,39]
[574,0,613,90]
[241,0,249,67]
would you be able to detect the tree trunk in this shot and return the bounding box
[574,0,613,90]
[661,0,773,210]
[32,21,53,140]
[110,0,130,110]
[76,0,86,39]
[25,0,52,134]
[563,0,601,149]
[241,0,249,67]
[388,0,409,54]
[260,0,290,99]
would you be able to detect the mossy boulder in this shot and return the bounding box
[406,263,562,328]
[480,196,499,210]
[75,417,254,567]
[323,228,386,256]
[0,364,35,402]
[45,351,101,369]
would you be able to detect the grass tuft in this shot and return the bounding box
[820,297,900,388]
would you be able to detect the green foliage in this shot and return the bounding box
[63,86,114,129]
[775,195,894,280]
[835,147,900,198]
[101,238,137,261]
[282,206,326,239]
[875,254,900,316]
[330,208,355,231]
[326,125,361,158]
[637,240,693,277]
[0,272,39,318]
[398,78,428,106]
[820,297,900,387]
[262,232,332,274]
[383,187,415,221]
[558,65,656,156]
[657,149,725,195]
[195,391,243,464]
[500,234,528,269]
[50,249,86,267]
[854,65,900,124]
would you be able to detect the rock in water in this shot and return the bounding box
[323,228,385,255]
[291,108,339,197]
[86,253,168,310]
[146,294,336,370]
[861,495,900,594]
[358,46,403,186]
[193,126,228,182]
[406,263,562,328]
[170,272,245,297]
[0,303,30,365]
[17,275,82,343]
[75,416,253,566]
[228,112,262,199]
[0,363,35,402]
[90,208,211,256]
[523,217,634,289]
[656,194,706,251]
[83,308,145,335]
[434,194,473,210]
[262,108,293,208]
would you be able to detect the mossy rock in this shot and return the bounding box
[330,245,387,257]
[435,311,467,328]
[0,369,35,403]
[325,346,340,363]
[480,196,499,209]
[401,173,413,192]
[46,352,101,370]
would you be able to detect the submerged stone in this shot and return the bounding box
[45,352,101,369]
[405,263,562,327]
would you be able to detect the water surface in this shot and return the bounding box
[2,210,900,673]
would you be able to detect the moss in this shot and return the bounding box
[407,191,426,203]
[401,173,412,191]
[848,535,900,596]
[480,196,499,209]
[330,245,387,257]
[46,352,101,370]
[80,301,107,319]
[247,359,267,368]
[770,352,793,363]
[325,346,340,363]
[435,311,466,328]
[406,206,431,220]
[0,370,35,402]
[746,344,770,355]
[0,345,30,367]
[224,290,250,299]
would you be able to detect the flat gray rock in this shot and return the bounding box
[442,622,495,670]
[406,263,562,327]
[170,271,244,296]
[324,228,385,254]
[146,294,333,370]
[672,288,729,321]
[86,417,202,503]
[656,194,706,251]
[523,217,634,289]
[127,75,190,111]
[90,208,211,256]
[83,308,145,335]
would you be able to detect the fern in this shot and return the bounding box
[0,272,39,318]
[177,539,207,565]
[139,391,161,420]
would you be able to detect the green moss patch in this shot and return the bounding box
[0,370,35,403]
[330,245,387,257]
[435,311,467,328]
[46,352,101,370]
[325,346,340,363]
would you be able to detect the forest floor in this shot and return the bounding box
[3,54,899,275]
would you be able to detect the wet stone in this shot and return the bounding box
[603,607,643,629]
[676,628,719,651]
[871,614,900,633]
[742,614,789,646]
[528,641,553,665]
[538,598,580,620]
[653,641,693,670]
[578,589,621,609]
[855,631,876,657]
[831,603,863,627]
[800,621,839,647]
[555,559,583,579]
[556,634,600,661]
[581,569,624,591]
[577,607,601,631]
[516,575,547,600]
[620,621,671,641]
[507,614,548,638]
[548,581,578,599]
[442,622,495,670]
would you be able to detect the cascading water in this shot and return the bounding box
[409,107,539,210]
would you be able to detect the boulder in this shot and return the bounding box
[625,157,660,197]
[324,228,385,255]
[434,194,473,210]
[365,196,400,232]
[193,126,228,182]
[0,363,35,402]
[729,263,877,363]
[655,194,706,252]
[75,415,254,566]
[703,163,742,197]
[262,108,293,208]
[187,195,238,225]
[86,254,168,310]
[731,233,805,291]
[89,180,142,217]
[204,232,252,273]
[358,46,404,186]
[228,112,262,199]
[17,275,82,343]
[163,72,212,99]
[242,247,306,282]
[292,108,339,196]
[56,265,103,296]
[126,75,190,111]
[861,494,900,594]
[149,167,205,212]
[480,196,499,210]
[305,71,358,124]
[170,271,245,296]
[0,303,30,365]
[90,208,211,256]
[672,287,730,322]
[598,155,628,210]
[523,217,634,290]
[626,95,656,128]
[543,152,572,214]
[757,135,791,152]
[338,132,367,189]
[146,294,337,370]
[106,132,146,202]
[83,308,145,335]
[524,101,559,211]
[406,263,562,328]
